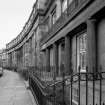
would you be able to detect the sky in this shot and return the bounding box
[0,0,35,49]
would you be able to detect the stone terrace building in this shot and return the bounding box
[6,0,47,70]
[6,0,105,105]
[40,0,105,105]
[41,0,105,76]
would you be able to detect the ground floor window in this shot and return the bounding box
[58,41,65,75]
[77,33,87,72]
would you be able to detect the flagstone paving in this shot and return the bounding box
[0,70,37,105]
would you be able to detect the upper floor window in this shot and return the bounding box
[51,7,57,25]
[62,0,67,12]
[69,0,73,4]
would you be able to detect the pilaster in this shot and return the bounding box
[87,19,96,72]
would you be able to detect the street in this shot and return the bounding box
[0,70,37,105]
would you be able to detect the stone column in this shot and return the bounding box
[17,50,19,68]
[53,43,58,75]
[21,47,24,67]
[12,51,15,68]
[87,19,96,73]
[11,52,13,68]
[8,53,10,68]
[15,50,18,69]
[10,52,12,68]
[22,45,24,68]
[46,48,50,71]
[65,35,71,75]
[24,43,27,68]
[29,38,32,67]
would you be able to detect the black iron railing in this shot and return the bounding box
[23,65,105,105]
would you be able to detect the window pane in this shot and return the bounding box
[77,33,87,72]
[52,8,56,24]
[62,0,67,12]
[69,0,73,4]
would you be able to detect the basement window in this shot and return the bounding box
[72,88,79,105]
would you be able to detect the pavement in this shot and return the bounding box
[0,70,37,105]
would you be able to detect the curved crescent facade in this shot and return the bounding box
[6,0,105,75]
[5,0,105,104]
[6,0,51,70]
